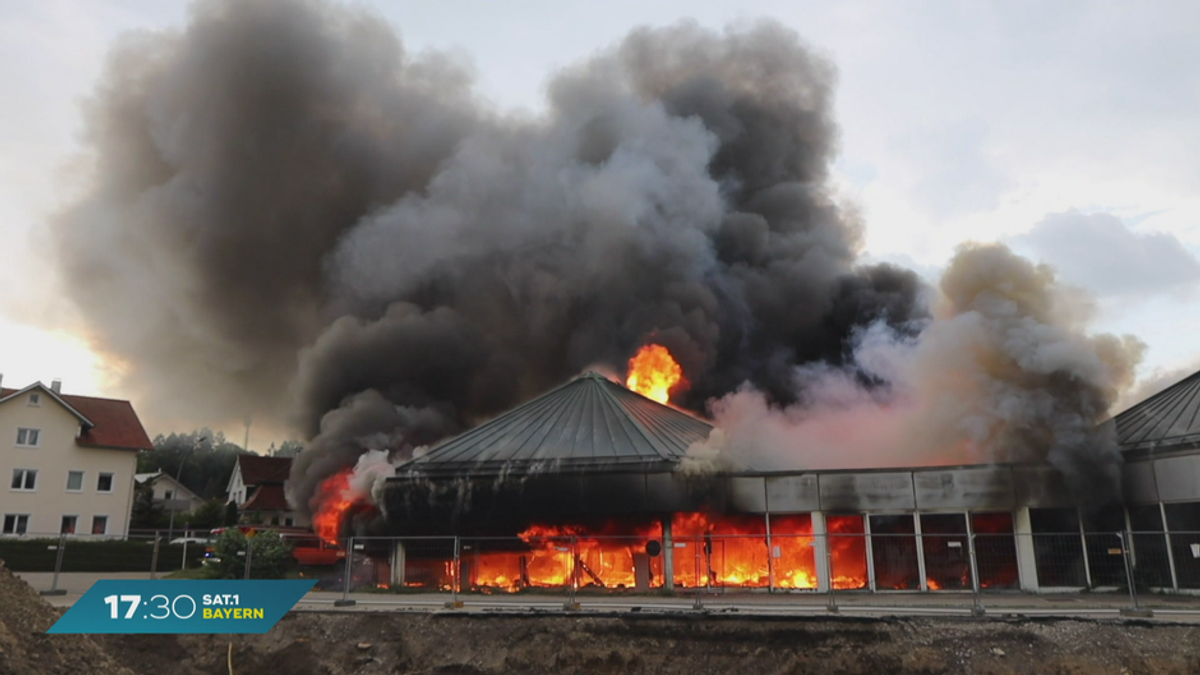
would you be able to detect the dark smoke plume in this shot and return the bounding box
[52,0,932,519]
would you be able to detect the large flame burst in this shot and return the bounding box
[312,468,357,545]
[625,344,686,404]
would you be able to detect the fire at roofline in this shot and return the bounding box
[46,0,1142,532]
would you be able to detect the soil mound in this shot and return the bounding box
[0,560,135,675]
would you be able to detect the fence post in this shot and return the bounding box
[563,535,580,611]
[825,532,838,613]
[967,533,984,616]
[446,536,464,609]
[1118,532,1152,617]
[335,536,356,606]
[150,531,161,580]
[41,533,67,596]
[242,537,253,580]
[181,529,188,570]
[693,544,703,610]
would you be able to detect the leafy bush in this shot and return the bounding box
[209,529,293,579]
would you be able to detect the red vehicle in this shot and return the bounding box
[205,526,345,566]
[282,533,347,566]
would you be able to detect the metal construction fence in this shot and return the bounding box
[6,529,1200,614]
[317,529,1200,614]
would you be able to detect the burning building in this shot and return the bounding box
[44,0,1199,596]
[355,362,1200,596]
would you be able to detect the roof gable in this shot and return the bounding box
[407,372,713,476]
[134,471,201,501]
[236,455,293,485]
[1114,369,1200,451]
[0,385,152,451]
[240,484,291,512]
[0,383,93,426]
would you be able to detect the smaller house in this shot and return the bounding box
[226,455,306,527]
[134,471,204,512]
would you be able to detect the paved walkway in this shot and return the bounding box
[17,572,1200,622]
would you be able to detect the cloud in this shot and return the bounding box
[1010,210,1200,300]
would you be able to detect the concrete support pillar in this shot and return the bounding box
[662,515,675,591]
[812,511,830,593]
[1014,507,1039,592]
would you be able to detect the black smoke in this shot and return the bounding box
[50,0,927,519]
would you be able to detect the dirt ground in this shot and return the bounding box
[5,562,1200,675]
[93,612,1200,675]
[0,562,134,675]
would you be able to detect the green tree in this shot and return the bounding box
[179,500,225,531]
[210,529,293,580]
[130,484,167,530]
[272,440,304,458]
[139,429,250,500]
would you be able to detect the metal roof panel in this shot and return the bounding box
[407,372,713,474]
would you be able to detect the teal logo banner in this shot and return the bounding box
[47,580,316,634]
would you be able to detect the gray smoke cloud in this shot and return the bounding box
[54,0,1141,522]
[51,0,932,522]
[689,243,1145,506]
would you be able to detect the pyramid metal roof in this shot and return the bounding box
[404,372,713,476]
[1114,369,1200,452]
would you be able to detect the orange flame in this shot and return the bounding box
[312,468,357,545]
[444,513,869,592]
[626,344,686,404]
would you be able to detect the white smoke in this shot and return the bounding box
[344,449,399,508]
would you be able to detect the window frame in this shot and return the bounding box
[15,427,41,448]
[97,472,115,493]
[10,469,38,492]
[28,392,41,406]
[2,514,30,535]
[66,470,84,492]
[91,515,109,536]
[60,514,78,535]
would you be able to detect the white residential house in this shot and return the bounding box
[0,376,153,538]
[134,471,205,512]
[226,454,307,528]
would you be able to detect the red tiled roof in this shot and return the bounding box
[0,386,153,451]
[240,484,291,512]
[236,455,293,485]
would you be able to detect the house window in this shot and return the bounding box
[28,393,41,406]
[284,517,293,527]
[66,471,84,492]
[97,473,114,493]
[10,469,37,491]
[61,515,77,534]
[15,428,41,447]
[164,490,173,499]
[3,514,29,535]
[91,515,108,535]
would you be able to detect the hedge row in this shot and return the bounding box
[0,538,206,572]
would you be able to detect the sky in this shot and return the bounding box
[2,0,1199,444]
